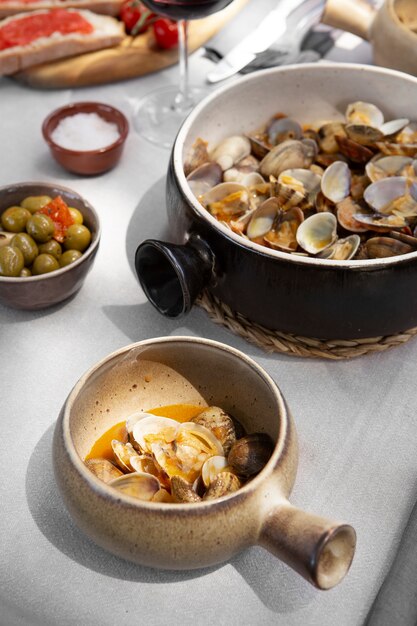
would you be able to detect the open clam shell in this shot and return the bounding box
[345,101,384,128]
[363,177,417,216]
[321,161,351,204]
[296,212,337,254]
[209,135,251,171]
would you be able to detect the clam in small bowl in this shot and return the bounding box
[53,336,356,589]
[42,101,129,175]
[0,182,100,310]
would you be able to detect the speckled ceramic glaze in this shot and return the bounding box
[135,63,417,339]
[53,337,356,589]
[322,0,417,77]
[0,182,100,309]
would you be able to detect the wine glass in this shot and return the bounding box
[133,0,235,148]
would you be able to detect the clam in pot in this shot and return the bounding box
[53,337,356,589]
[136,63,417,339]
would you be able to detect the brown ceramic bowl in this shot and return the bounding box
[0,181,100,310]
[42,102,129,175]
[53,336,356,589]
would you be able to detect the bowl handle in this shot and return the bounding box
[135,236,214,318]
[259,500,356,589]
[321,0,375,41]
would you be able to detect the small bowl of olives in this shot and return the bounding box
[0,181,100,310]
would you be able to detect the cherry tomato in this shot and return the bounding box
[153,18,178,49]
[120,0,155,35]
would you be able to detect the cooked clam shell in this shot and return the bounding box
[109,472,161,501]
[228,433,274,478]
[317,235,360,260]
[247,197,280,240]
[85,458,124,484]
[346,101,384,128]
[336,197,369,233]
[365,236,413,258]
[111,440,141,472]
[210,135,251,171]
[321,161,351,203]
[345,124,384,145]
[318,122,346,154]
[191,406,236,455]
[201,455,229,487]
[336,135,374,163]
[186,162,223,197]
[296,212,338,254]
[353,213,408,230]
[264,207,304,252]
[201,183,250,220]
[171,476,202,503]
[267,116,303,145]
[259,139,314,178]
[380,118,409,137]
[364,177,417,216]
[203,471,241,500]
[365,156,414,183]
[131,415,179,454]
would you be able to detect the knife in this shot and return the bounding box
[206,0,323,83]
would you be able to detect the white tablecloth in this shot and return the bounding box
[2,3,416,625]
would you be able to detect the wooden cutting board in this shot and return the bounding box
[13,0,248,89]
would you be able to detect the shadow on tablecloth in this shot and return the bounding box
[26,423,315,613]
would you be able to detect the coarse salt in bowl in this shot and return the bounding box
[42,102,129,175]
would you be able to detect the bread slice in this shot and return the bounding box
[0,8,125,75]
[0,0,123,19]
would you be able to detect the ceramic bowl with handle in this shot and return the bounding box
[135,63,417,339]
[53,336,356,589]
[321,0,417,77]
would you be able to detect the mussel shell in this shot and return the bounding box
[227,433,274,478]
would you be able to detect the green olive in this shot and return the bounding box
[59,249,82,268]
[1,206,31,233]
[64,224,91,252]
[38,239,62,260]
[20,267,32,277]
[0,246,24,277]
[69,207,83,225]
[20,195,52,213]
[11,233,38,266]
[26,214,55,243]
[32,253,60,275]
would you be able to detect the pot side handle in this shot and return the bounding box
[135,237,214,318]
[320,0,375,41]
[259,501,356,590]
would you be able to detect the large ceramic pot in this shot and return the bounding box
[135,63,417,339]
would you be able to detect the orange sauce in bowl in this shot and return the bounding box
[85,404,205,461]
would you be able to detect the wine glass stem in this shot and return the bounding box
[175,19,191,112]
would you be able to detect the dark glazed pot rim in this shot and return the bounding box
[61,336,291,512]
[0,181,101,283]
[173,62,417,270]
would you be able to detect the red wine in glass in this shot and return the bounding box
[141,0,236,20]
[134,0,235,147]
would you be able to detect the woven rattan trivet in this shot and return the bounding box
[196,291,417,360]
